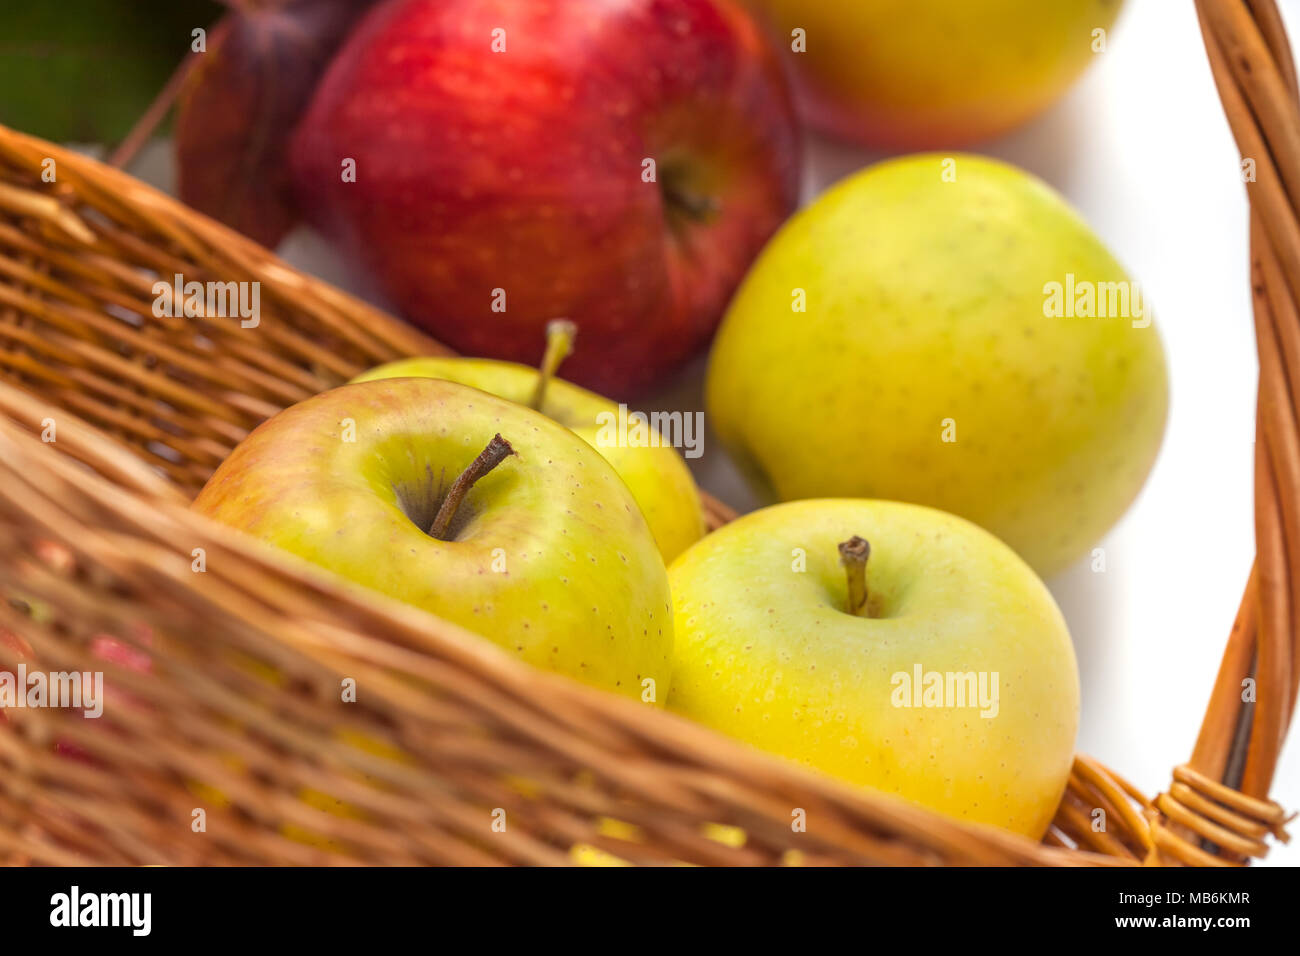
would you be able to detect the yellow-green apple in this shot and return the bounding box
[289,0,802,398]
[707,154,1168,577]
[667,498,1079,837]
[351,322,706,563]
[192,378,673,701]
[742,0,1122,147]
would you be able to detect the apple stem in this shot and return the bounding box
[108,50,202,169]
[838,536,872,618]
[428,434,516,540]
[530,319,578,411]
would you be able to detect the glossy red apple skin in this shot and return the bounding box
[290,0,801,397]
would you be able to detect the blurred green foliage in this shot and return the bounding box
[0,0,222,143]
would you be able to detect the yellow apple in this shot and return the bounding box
[351,323,706,563]
[707,153,1168,577]
[667,498,1079,838]
[743,0,1123,146]
[193,378,673,701]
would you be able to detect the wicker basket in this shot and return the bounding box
[0,0,1294,866]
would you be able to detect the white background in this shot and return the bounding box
[129,0,1297,863]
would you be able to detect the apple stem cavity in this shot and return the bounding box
[838,536,873,618]
[530,319,578,411]
[660,166,720,228]
[664,183,719,221]
[428,433,517,540]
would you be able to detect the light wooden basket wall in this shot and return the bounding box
[0,0,1293,865]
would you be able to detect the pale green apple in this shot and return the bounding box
[707,153,1169,577]
[668,498,1079,838]
[192,378,673,701]
[351,325,705,563]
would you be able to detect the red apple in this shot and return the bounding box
[290,0,801,397]
[2,537,153,755]
[89,627,154,677]
[0,628,33,737]
[0,624,155,761]
[53,632,154,762]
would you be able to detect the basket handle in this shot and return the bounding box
[1152,0,1300,865]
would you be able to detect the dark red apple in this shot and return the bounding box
[290,0,801,397]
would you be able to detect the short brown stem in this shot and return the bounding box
[428,434,516,540]
[530,319,577,411]
[838,536,872,618]
[109,50,202,169]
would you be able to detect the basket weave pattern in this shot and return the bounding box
[0,0,1293,865]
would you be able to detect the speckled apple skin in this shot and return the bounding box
[668,498,1079,838]
[193,379,673,701]
[352,358,706,563]
[290,0,801,398]
[743,0,1123,148]
[707,154,1169,578]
